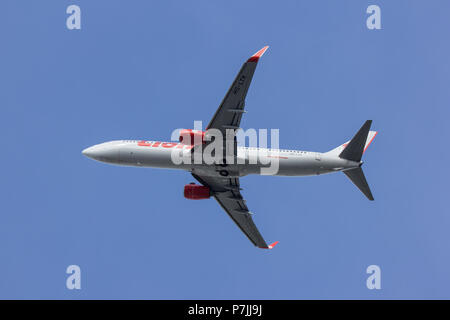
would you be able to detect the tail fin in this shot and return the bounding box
[327,120,377,201]
[343,167,374,200]
[339,120,372,162]
[326,131,377,157]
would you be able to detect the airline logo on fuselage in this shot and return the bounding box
[137,141,194,149]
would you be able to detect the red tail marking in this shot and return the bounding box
[363,132,378,154]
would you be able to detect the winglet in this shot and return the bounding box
[248,46,269,62]
[259,241,279,249]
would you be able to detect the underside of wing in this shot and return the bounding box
[206,46,268,133]
[191,173,277,249]
[197,47,269,165]
[186,48,277,249]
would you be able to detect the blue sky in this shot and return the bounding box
[1,0,450,299]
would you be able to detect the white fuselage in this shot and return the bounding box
[82,140,360,177]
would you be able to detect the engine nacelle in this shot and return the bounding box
[179,129,205,145]
[184,183,210,200]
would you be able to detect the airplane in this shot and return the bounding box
[82,46,377,249]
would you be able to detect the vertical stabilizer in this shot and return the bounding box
[339,120,372,162]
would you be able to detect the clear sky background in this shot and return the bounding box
[1,0,449,299]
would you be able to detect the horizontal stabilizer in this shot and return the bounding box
[343,167,374,201]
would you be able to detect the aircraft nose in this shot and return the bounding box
[82,144,119,163]
[82,146,97,159]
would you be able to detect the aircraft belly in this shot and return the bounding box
[121,146,190,170]
[239,155,340,176]
[117,146,350,176]
[274,157,320,176]
[274,155,350,176]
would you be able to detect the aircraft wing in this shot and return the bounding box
[191,173,278,249]
[206,46,268,132]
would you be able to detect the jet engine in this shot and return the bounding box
[179,129,205,145]
[184,183,210,200]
